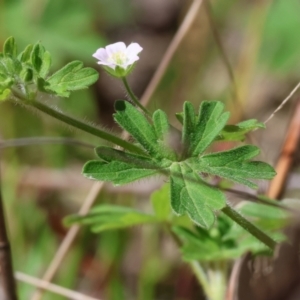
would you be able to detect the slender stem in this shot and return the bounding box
[0,137,95,149]
[206,261,228,300]
[222,204,276,250]
[11,88,144,155]
[190,261,212,299]
[0,161,18,300]
[122,77,151,117]
[30,100,144,154]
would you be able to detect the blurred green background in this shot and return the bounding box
[1,0,300,299]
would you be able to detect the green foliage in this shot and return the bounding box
[44,61,98,97]
[65,205,159,232]
[0,37,99,100]
[173,202,288,262]
[216,119,265,141]
[84,100,276,229]
[189,145,276,189]
[177,110,264,142]
[170,163,226,228]
[151,184,171,221]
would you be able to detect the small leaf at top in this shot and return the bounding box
[18,44,34,63]
[3,37,17,58]
[45,60,99,97]
[31,43,52,78]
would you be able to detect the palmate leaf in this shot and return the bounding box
[190,145,276,189]
[65,205,158,232]
[170,162,226,228]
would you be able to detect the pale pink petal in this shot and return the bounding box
[96,61,117,70]
[106,42,126,56]
[126,43,143,56]
[92,48,109,62]
[125,55,140,66]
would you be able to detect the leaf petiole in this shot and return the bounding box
[222,204,277,251]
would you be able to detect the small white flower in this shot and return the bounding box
[93,42,143,77]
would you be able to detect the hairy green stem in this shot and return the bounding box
[11,89,144,155]
[122,77,151,117]
[222,204,276,250]
[30,101,144,154]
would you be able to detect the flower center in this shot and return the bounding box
[109,51,128,65]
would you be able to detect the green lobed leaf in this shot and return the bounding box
[170,162,226,228]
[190,101,230,156]
[45,60,98,97]
[190,145,276,189]
[151,183,171,221]
[217,119,266,141]
[3,37,17,58]
[65,204,158,232]
[0,56,21,76]
[114,100,163,157]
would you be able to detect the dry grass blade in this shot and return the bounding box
[16,272,101,300]
[30,1,205,299]
[264,82,300,125]
[140,0,204,106]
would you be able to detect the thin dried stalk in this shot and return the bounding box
[16,272,100,300]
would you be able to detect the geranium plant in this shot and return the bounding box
[0,37,290,300]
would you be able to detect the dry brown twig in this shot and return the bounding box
[30,0,205,299]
